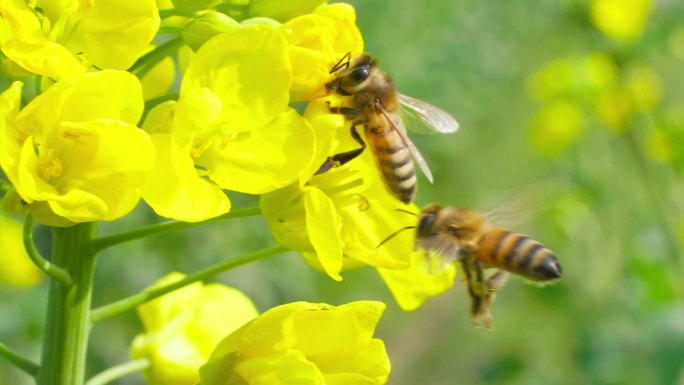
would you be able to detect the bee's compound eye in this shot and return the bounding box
[351,66,370,82]
[417,214,436,237]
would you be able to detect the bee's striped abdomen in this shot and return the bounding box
[367,126,416,204]
[477,229,562,282]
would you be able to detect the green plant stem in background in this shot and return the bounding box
[37,223,98,385]
[130,36,184,79]
[84,358,150,385]
[92,206,262,252]
[90,244,287,323]
[623,132,681,269]
[0,341,40,377]
[23,215,72,286]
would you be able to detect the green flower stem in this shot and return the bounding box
[84,358,150,385]
[0,177,11,194]
[37,222,98,385]
[23,215,72,286]
[92,206,261,252]
[140,90,180,124]
[91,244,287,323]
[130,36,184,79]
[0,341,40,377]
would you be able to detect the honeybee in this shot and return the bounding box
[411,204,562,329]
[315,53,459,204]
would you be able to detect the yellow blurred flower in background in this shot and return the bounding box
[529,100,585,156]
[199,301,390,385]
[527,53,616,102]
[590,0,652,42]
[0,209,42,287]
[0,71,154,226]
[0,0,159,78]
[132,273,259,385]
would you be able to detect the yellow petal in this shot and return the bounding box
[199,109,315,194]
[320,339,390,385]
[42,119,153,223]
[260,183,315,253]
[0,0,86,77]
[15,70,144,132]
[248,0,327,22]
[182,11,240,51]
[143,132,231,222]
[282,4,363,101]
[377,250,457,311]
[292,301,385,355]
[132,318,207,385]
[62,0,160,70]
[304,187,343,281]
[134,273,259,385]
[237,302,316,354]
[181,25,291,133]
[0,81,23,187]
[235,350,324,385]
[141,56,175,100]
[137,272,204,332]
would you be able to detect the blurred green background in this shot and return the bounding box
[2,0,684,384]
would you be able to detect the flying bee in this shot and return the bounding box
[382,204,562,329]
[315,53,459,204]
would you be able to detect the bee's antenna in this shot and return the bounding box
[329,52,352,74]
[395,208,418,216]
[377,226,416,248]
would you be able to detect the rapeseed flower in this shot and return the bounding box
[590,0,652,42]
[179,3,363,102]
[261,97,414,281]
[132,273,259,385]
[282,3,364,101]
[199,301,390,385]
[262,97,456,308]
[0,0,159,78]
[142,25,315,222]
[0,71,154,226]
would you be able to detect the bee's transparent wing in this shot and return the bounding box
[398,93,459,135]
[378,108,434,183]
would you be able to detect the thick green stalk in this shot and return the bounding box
[37,223,98,385]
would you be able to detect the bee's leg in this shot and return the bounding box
[480,270,509,329]
[459,252,489,330]
[315,124,366,174]
[326,101,360,120]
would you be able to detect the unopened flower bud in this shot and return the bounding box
[182,12,241,51]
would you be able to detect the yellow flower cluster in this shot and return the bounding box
[0,1,463,382]
[525,1,664,157]
[133,274,390,385]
